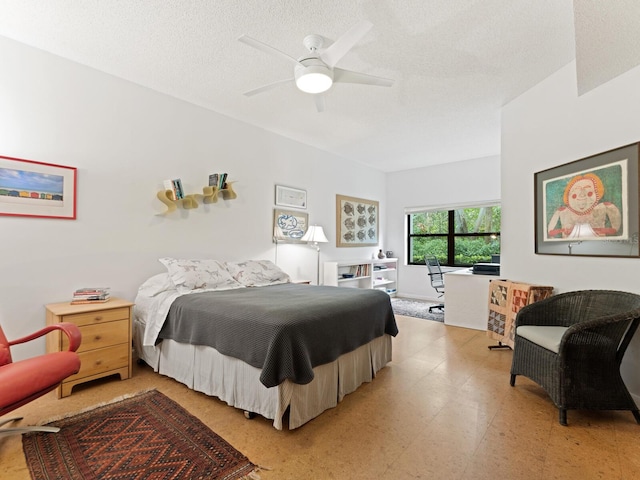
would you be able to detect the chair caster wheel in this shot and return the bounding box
[244,411,256,420]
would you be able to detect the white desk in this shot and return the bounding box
[443,270,496,330]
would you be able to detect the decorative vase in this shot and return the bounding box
[378,249,385,259]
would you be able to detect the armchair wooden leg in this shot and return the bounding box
[559,409,568,426]
[509,374,516,386]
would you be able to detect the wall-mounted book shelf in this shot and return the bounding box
[156,182,237,215]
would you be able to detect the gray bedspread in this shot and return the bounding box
[158,283,398,388]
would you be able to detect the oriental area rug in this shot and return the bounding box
[391,297,444,322]
[22,390,260,480]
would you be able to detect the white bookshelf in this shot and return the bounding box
[323,258,397,296]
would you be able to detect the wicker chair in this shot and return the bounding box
[509,290,640,426]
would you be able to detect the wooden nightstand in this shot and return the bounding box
[45,298,134,398]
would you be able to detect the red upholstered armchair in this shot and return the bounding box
[0,322,81,437]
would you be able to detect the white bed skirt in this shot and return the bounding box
[133,320,392,429]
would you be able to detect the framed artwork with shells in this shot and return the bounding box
[336,194,379,247]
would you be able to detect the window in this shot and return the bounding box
[408,205,501,266]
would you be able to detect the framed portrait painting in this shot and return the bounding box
[0,155,77,219]
[336,194,379,247]
[534,142,640,257]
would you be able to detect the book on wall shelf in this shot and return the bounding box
[163,178,184,200]
[172,179,184,199]
[71,287,111,305]
[208,172,228,189]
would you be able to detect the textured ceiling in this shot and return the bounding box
[0,1,635,172]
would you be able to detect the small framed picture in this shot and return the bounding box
[275,185,307,209]
[273,208,308,243]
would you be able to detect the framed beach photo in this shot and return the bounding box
[0,155,77,219]
[336,194,379,247]
[534,142,640,257]
[275,185,307,209]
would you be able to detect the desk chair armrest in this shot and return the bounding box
[8,323,82,352]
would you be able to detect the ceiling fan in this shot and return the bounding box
[238,20,394,112]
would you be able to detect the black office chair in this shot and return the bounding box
[425,255,445,313]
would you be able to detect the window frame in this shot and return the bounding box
[407,205,501,267]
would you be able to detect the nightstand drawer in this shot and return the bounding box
[69,343,130,382]
[64,307,130,327]
[63,320,129,353]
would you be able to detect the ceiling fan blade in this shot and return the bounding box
[320,20,373,67]
[238,35,302,66]
[243,78,293,97]
[314,94,326,113]
[333,67,394,87]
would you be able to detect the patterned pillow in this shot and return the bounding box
[224,260,291,287]
[159,258,244,293]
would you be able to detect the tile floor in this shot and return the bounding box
[1,315,639,479]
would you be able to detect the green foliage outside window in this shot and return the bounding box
[408,206,501,266]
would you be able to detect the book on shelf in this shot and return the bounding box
[207,173,229,190]
[163,179,184,200]
[350,264,370,277]
[172,179,184,199]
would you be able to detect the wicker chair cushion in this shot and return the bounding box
[516,326,568,353]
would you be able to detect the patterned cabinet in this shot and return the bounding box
[487,280,554,348]
[45,298,134,397]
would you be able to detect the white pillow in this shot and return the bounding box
[137,273,176,297]
[159,258,244,293]
[225,260,291,287]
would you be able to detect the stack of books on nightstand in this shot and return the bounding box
[71,287,111,305]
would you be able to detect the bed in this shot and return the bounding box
[133,258,398,429]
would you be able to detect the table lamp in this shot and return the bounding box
[301,225,328,284]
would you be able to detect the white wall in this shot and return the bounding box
[501,60,640,398]
[386,156,501,300]
[0,37,387,359]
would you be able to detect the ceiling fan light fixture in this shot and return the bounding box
[295,65,333,94]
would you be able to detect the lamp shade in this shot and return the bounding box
[302,225,328,243]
